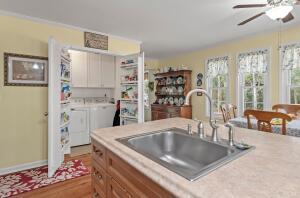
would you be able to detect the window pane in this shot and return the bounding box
[257,102,264,110]
[290,87,300,104]
[291,68,300,86]
[245,102,253,110]
[255,73,264,86]
[244,88,253,102]
[219,75,227,87]
[212,77,219,88]
[212,100,219,113]
[219,88,226,101]
[244,73,253,87]
[212,89,218,100]
[256,87,264,103]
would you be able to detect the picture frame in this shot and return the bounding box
[4,53,48,87]
[84,32,108,50]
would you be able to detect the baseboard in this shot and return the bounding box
[0,160,47,176]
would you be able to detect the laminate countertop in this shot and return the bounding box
[91,118,300,198]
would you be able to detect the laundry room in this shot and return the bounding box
[68,49,117,155]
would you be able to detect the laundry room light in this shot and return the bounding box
[266,5,293,20]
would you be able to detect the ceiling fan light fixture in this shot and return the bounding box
[266,5,293,20]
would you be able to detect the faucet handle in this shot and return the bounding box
[225,122,234,146]
[193,119,205,139]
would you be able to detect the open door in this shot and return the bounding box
[118,52,144,125]
[48,37,64,177]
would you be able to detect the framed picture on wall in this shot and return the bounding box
[4,53,48,87]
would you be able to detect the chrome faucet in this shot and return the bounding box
[185,89,220,142]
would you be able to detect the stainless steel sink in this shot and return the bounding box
[117,127,254,181]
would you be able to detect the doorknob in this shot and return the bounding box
[44,112,48,117]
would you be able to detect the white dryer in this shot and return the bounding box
[90,103,115,133]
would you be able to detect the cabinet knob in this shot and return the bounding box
[44,112,48,117]
[94,149,103,157]
[93,192,99,198]
[93,172,103,180]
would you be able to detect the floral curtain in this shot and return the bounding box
[206,56,228,77]
[282,44,300,70]
[238,49,268,74]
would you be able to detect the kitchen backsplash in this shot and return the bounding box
[72,87,114,98]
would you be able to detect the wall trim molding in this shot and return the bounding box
[0,160,47,176]
[0,9,142,45]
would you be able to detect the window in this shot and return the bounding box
[206,56,229,116]
[237,49,269,114]
[281,43,300,104]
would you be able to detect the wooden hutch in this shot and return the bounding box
[151,70,192,120]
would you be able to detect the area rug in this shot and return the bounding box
[0,160,90,197]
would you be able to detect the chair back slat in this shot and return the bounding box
[220,104,237,123]
[244,109,292,135]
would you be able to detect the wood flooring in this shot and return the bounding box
[13,154,92,198]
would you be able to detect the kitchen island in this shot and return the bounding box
[91,118,300,198]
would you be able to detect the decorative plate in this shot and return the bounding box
[179,97,185,106]
[177,76,183,84]
[166,77,172,85]
[177,86,184,95]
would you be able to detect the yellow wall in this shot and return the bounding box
[145,58,160,70]
[159,26,300,121]
[0,15,140,168]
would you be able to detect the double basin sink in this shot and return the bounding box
[117,127,253,181]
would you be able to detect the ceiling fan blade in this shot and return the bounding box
[238,12,265,25]
[233,4,267,9]
[282,12,294,23]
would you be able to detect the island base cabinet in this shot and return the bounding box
[91,139,173,198]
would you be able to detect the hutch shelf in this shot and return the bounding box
[151,70,192,120]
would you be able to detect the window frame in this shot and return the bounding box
[236,48,271,116]
[205,55,230,118]
[279,42,300,104]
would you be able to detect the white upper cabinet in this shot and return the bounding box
[101,55,115,88]
[87,53,101,87]
[70,51,115,88]
[70,51,88,87]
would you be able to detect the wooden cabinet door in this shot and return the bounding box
[101,55,115,88]
[70,50,87,87]
[88,53,101,88]
[107,176,130,198]
[152,111,170,120]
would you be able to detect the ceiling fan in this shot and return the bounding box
[233,0,300,25]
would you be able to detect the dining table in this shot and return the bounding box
[229,117,300,137]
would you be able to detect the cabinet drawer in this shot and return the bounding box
[92,161,106,197]
[107,176,132,198]
[92,140,107,169]
[107,151,172,198]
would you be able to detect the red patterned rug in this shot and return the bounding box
[0,160,90,197]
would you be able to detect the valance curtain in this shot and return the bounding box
[282,43,300,70]
[237,49,268,74]
[206,56,228,77]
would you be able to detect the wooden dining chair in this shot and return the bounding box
[244,109,292,135]
[272,104,300,116]
[220,104,237,123]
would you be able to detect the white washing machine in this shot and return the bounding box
[89,103,115,133]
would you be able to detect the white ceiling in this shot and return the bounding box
[0,0,299,59]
